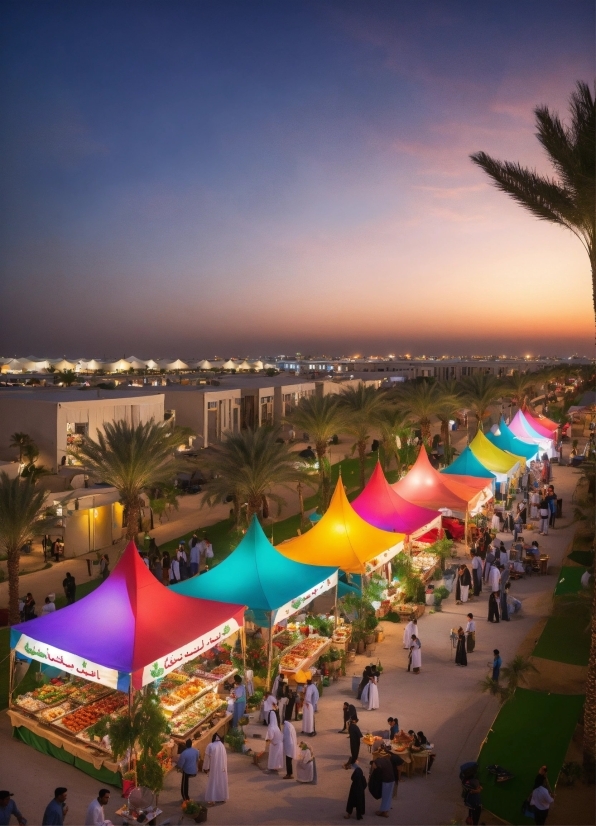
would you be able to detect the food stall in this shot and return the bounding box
[8,541,245,785]
[173,515,338,689]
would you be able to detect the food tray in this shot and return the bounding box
[68,683,113,705]
[36,701,77,723]
[52,692,126,735]
[14,694,46,712]
[168,695,227,738]
[159,677,215,713]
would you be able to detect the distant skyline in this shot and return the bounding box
[0,1,594,356]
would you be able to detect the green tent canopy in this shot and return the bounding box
[172,515,338,625]
[441,446,496,481]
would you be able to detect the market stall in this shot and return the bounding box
[352,462,442,542]
[441,446,496,486]
[173,515,338,688]
[487,417,540,463]
[508,410,557,458]
[468,429,523,483]
[9,541,245,784]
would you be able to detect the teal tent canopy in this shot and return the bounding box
[172,515,338,624]
[441,446,496,480]
[487,417,539,462]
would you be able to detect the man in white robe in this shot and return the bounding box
[361,676,379,710]
[282,720,299,779]
[301,680,318,736]
[402,618,418,650]
[262,693,277,725]
[266,712,284,772]
[203,734,228,805]
[295,744,315,783]
[409,635,422,673]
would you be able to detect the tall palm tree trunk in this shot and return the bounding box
[585,584,596,771]
[7,544,20,625]
[247,495,262,524]
[357,440,368,490]
[297,483,304,526]
[315,440,330,512]
[420,418,431,444]
[126,500,141,541]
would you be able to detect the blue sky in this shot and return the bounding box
[0,1,593,357]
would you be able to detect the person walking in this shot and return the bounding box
[483,547,496,584]
[84,789,111,825]
[538,499,550,535]
[546,485,557,529]
[499,564,510,621]
[402,617,417,650]
[301,679,318,736]
[344,759,367,820]
[465,614,476,653]
[455,627,468,666]
[471,552,483,597]
[491,650,502,682]
[0,791,26,826]
[99,554,110,581]
[344,717,362,769]
[189,535,200,577]
[464,777,483,825]
[361,675,379,711]
[340,702,357,733]
[488,559,501,595]
[203,733,228,806]
[282,720,298,779]
[530,776,554,824]
[62,573,76,605]
[266,711,284,773]
[161,551,171,585]
[487,592,500,623]
[456,565,472,604]
[530,489,540,520]
[409,635,422,673]
[177,738,200,801]
[42,788,68,825]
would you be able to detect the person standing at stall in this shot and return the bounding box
[231,674,246,728]
[301,679,318,736]
[344,759,367,820]
[361,674,379,710]
[455,627,468,666]
[471,552,483,597]
[203,733,228,806]
[409,635,422,674]
[344,717,362,770]
[177,739,200,801]
[266,711,284,773]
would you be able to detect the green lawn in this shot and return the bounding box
[554,566,585,596]
[532,614,591,666]
[567,550,594,568]
[479,688,585,825]
[0,578,103,710]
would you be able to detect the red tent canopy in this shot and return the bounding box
[12,541,245,690]
[391,448,488,513]
[524,410,559,433]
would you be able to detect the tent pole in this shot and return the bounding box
[464,509,469,552]
[334,582,339,633]
[8,650,15,706]
[241,625,247,676]
[266,612,274,693]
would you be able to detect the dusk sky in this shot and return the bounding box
[0,1,593,358]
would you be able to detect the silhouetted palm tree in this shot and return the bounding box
[459,374,503,432]
[338,384,387,490]
[9,432,32,466]
[471,81,595,315]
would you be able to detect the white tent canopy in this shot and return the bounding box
[222,359,237,370]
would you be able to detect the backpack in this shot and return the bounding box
[368,768,382,800]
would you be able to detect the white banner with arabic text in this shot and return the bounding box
[273,571,338,625]
[15,634,120,689]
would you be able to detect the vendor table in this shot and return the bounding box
[115,805,162,825]
[188,713,232,755]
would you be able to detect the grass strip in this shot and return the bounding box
[567,550,594,568]
[532,614,590,666]
[478,688,585,825]
[554,566,586,596]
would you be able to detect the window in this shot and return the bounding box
[207,401,217,409]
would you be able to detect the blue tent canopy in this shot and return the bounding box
[441,446,496,480]
[487,417,539,462]
[172,516,338,623]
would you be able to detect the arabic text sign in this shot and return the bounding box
[141,617,240,687]
[15,634,119,690]
[365,541,404,573]
[273,571,338,625]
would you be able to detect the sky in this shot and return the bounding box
[0,0,593,358]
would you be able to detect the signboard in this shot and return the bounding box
[272,571,338,625]
[15,634,119,689]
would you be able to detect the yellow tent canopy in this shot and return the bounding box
[276,479,403,574]
[469,429,524,477]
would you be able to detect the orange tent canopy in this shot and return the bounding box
[276,478,403,574]
[392,448,488,513]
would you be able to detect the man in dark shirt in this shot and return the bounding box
[344,718,362,769]
[62,573,76,605]
[372,755,395,817]
[340,702,357,733]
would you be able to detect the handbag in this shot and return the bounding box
[368,768,382,800]
[521,799,535,819]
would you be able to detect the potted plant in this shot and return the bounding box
[181,799,208,822]
[433,585,450,611]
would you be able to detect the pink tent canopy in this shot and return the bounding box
[523,409,558,436]
[352,462,441,537]
[391,448,488,513]
[509,410,554,444]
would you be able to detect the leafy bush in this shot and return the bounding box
[225,727,246,752]
[559,761,582,786]
[434,586,450,601]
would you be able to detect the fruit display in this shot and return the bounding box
[37,701,76,723]
[29,682,75,706]
[169,693,227,738]
[331,625,351,643]
[159,677,213,712]
[411,552,438,575]
[280,635,330,672]
[14,694,46,712]
[68,682,112,705]
[55,692,127,734]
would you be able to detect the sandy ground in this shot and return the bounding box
[0,461,584,825]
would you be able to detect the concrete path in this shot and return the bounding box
[0,464,581,825]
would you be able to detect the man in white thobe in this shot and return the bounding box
[301,680,318,736]
[282,720,299,779]
[266,712,284,772]
[84,790,112,826]
[489,564,501,594]
[402,619,418,650]
[203,735,228,804]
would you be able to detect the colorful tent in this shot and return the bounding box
[469,429,523,479]
[392,448,490,513]
[441,446,496,482]
[523,409,558,437]
[173,516,337,624]
[352,462,441,538]
[11,542,245,691]
[277,479,403,574]
[509,410,557,458]
[487,418,539,463]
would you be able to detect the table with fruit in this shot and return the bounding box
[279,635,331,673]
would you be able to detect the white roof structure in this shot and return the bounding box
[49,358,77,371]
[145,359,159,370]
[222,359,237,370]
[251,360,264,370]
[238,360,252,370]
[125,356,148,369]
[165,359,189,370]
[197,360,212,369]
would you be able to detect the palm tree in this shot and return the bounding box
[471,81,595,316]
[290,394,346,511]
[504,371,538,412]
[459,374,503,432]
[376,406,412,473]
[201,427,312,524]
[0,473,48,624]
[20,443,50,484]
[9,432,32,466]
[434,380,463,464]
[71,419,191,540]
[338,384,387,490]
[56,369,78,386]
[394,380,443,444]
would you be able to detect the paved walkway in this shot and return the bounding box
[0,464,580,825]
